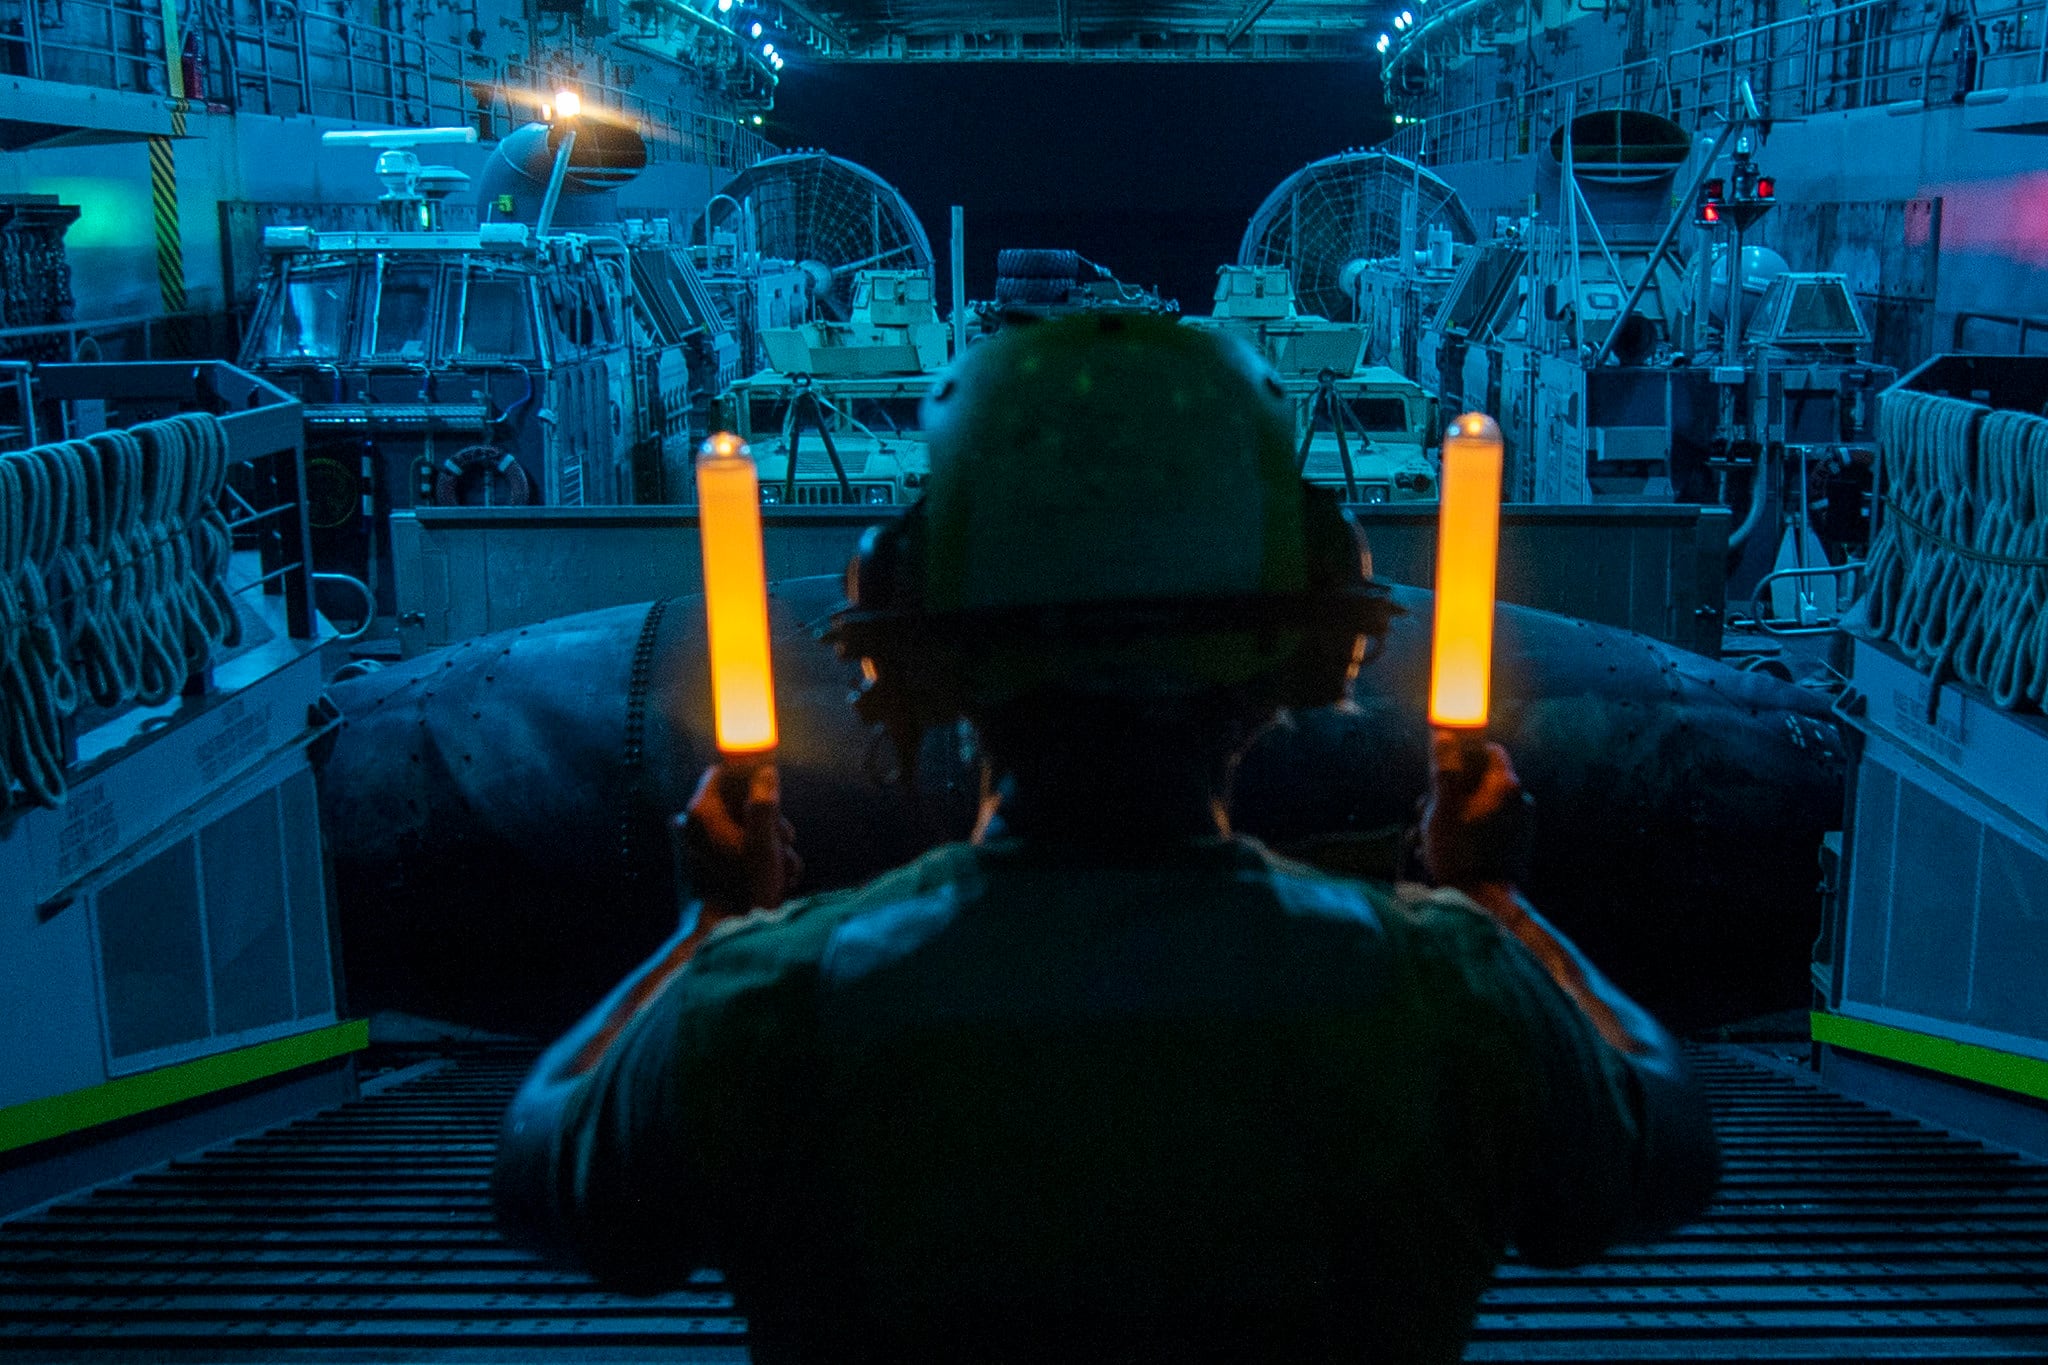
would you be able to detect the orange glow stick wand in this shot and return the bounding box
[1428,413,1504,733]
[695,433,778,761]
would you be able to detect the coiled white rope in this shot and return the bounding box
[0,457,35,802]
[1863,389,2048,711]
[0,442,84,807]
[137,413,240,680]
[175,413,242,654]
[81,430,148,705]
[0,411,240,809]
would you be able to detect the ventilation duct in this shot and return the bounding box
[476,121,648,229]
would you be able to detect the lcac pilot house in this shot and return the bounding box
[240,118,736,623]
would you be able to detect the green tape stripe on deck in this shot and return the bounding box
[1813,1011,2048,1104]
[0,1019,369,1155]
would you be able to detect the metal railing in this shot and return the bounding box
[0,310,239,363]
[1746,561,1865,636]
[1387,0,2048,167]
[0,0,774,173]
[1953,309,2048,354]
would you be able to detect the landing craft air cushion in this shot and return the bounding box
[319,574,1842,1037]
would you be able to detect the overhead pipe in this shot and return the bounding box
[1384,0,1505,66]
[476,121,646,229]
[534,128,576,237]
[1725,442,1776,558]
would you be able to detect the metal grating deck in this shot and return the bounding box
[1,1046,2046,1362]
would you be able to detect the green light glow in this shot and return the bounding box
[26,176,153,251]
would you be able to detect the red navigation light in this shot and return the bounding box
[1696,178,1725,227]
[1755,176,1776,200]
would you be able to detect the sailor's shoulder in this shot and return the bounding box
[690,843,981,974]
[1234,836,1409,925]
[1240,838,1516,952]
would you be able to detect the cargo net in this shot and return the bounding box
[0,413,241,809]
[1862,390,2048,711]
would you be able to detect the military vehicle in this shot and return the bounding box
[723,268,949,505]
[1186,265,1438,504]
[239,121,737,620]
[322,574,1843,1034]
[970,248,1176,333]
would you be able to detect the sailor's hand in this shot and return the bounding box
[1422,732,1534,892]
[675,763,801,917]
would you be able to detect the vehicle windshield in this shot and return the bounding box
[363,262,436,360]
[1349,397,1414,433]
[441,269,537,361]
[855,398,924,433]
[1308,395,1413,436]
[258,264,351,360]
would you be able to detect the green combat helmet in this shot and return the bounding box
[826,312,1398,754]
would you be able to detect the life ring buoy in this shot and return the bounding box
[434,446,533,507]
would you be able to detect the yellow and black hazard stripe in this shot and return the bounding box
[148,134,186,316]
[153,0,187,316]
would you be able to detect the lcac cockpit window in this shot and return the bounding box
[362,260,438,363]
[441,265,539,363]
[255,261,353,361]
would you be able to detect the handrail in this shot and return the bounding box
[312,572,377,641]
[1386,0,2030,167]
[1746,561,1865,636]
[0,0,775,174]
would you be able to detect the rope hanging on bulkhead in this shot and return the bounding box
[1862,388,2048,711]
[163,411,243,654]
[112,424,185,707]
[0,445,79,807]
[0,410,241,811]
[70,433,136,708]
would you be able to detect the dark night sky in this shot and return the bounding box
[769,62,1390,310]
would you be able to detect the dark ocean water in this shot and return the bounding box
[769,61,1392,311]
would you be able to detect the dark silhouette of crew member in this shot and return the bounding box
[493,315,1721,1363]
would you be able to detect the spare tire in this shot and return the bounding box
[994,275,1074,305]
[997,248,1082,279]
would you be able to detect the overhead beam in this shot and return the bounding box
[770,0,851,52]
[824,29,1362,60]
[1224,0,1281,46]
